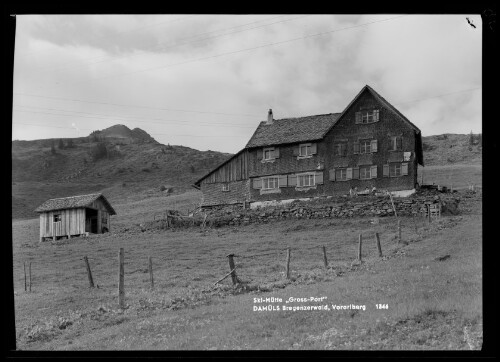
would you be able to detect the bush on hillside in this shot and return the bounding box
[89,142,108,162]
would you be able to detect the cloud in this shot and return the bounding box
[13,14,482,153]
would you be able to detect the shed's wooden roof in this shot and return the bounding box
[245,113,341,149]
[34,193,116,215]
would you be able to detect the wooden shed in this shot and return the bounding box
[35,193,116,242]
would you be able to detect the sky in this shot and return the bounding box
[12,14,482,154]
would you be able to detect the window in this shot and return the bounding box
[336,168,347,181]
[390,163,402,177]
[101,214,107,224]
[53,214,61,222]
[359,140,372,154]
[355,109,380,124]
[299,144,312,157]
[263,147,275,160]
[389,136,403,151]
[354,139,377,154]
[262,177,279,190]
[335,143,347,156]
[222,183,230,192]
[297,173,315,187]
[359,166,372,180]
[384,163,408,177]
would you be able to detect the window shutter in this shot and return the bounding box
[257,149,263,160]
[353,167,360,180]
[397,136,403,150]
[346,168,353,180]
[383,164,389,177]
[370,165,378,178]
[288,174,297,186]
[278,175,287,187]
[273,147,280,159]
[329,168,336,181]
[371,139,378,153]
[355,112,361,124]
[253,178,262,189]
[341,143,347,156]
[315,171,324,184]
[292,146,299,156]
[311,143,317,155]
[387,136,393,151]
[353,142,360,154]
[401,162,408,175]
[374,109,379,122]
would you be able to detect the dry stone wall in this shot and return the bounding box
[202,192,461,228]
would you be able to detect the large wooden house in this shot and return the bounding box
[35,193,116,242]
[193,85,424,208]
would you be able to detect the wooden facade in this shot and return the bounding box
[201,150,249,184]
[194,85,424,207]
[36,194,115,242]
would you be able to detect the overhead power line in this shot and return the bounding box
[13,105,258,128]
[73,15,409,83]
[13,86,481,137]
[12,122,238,138]
[29,15,296,75]
[392,87,481,106]
[13,92,261,118]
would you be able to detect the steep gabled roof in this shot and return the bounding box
[34,193,117,215]
[322,85,423,165]
[193,85,424,187]
[328,85,421,134]
[245,113,341,149]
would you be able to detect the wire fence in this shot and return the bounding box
[18,214,442,308]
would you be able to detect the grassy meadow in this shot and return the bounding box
[12,184,482,350]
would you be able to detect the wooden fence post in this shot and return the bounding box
[285,248,291,279]
[358,235,363,261]
[226,254,238,285]
[388,191,398,218]
[83,256,95,288]
[118,248,125,309]
[149,256,154,289]
[375,233,383,257]
[29,262,32,292]
[397,220,402,244]
[322,245,328,268]
[24,262,27,292]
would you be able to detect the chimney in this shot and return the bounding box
[266,109,273,125]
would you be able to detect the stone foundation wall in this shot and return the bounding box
[202,192,460,228]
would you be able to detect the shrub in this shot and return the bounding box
[160,185,167,192]
[58,139,65,150]
[89,142,108,162]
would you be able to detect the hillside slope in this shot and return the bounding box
[422,133,481,166]
[12,125,231,219]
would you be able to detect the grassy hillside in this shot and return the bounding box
[11,127,231,219]
[12,189,482,350]
[421,133,482,166]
